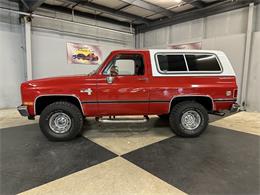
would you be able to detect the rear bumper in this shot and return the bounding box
[17,105,29,117]
[230,103,240,112]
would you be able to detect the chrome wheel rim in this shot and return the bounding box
[49,112,71,134]
[181,110,201,130]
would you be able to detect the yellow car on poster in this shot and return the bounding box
[72,48,99,63]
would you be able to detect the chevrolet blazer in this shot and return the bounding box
[18,49,238,141]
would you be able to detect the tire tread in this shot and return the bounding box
[169,101,208,137]
[39,101,83,141]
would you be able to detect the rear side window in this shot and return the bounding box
[157,55,187,72]
[185,54,221,71]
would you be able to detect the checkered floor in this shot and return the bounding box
[0,111,259,195]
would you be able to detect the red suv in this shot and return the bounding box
[18,49,238,141]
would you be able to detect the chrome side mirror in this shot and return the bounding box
[106,76,114,84]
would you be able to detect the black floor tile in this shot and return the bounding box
[123,126,260,195]
[0,124,117,195]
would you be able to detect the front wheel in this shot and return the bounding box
[169,101,208,137]
[39,101,83,141]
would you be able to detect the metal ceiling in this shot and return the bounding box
[14,0,260,33]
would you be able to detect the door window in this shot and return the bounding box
[103,54,145,76]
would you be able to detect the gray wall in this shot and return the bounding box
[0,0,134,108]
[137,5,260,112]
[0,1,26,108]
[31,8,134,79]
[31,30,131,78]
[247,31,260,111]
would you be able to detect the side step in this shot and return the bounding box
[96,116,149,123]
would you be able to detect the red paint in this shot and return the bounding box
[20,50,238,117]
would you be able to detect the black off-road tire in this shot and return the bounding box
[169,101,208,137]
[39,101,83,141]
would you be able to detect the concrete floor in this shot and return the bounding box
[0,108,38,129]
[0,109,260,195]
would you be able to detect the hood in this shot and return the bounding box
[23,74,96,88]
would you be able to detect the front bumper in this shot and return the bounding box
[17,105,29,117]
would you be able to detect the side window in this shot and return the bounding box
[115,59,135,75]
[157,55,187,72]
[185,54,221,71]
[103,54,145,76]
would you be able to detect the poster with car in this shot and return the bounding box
[169,42,202,49]
[67,42,102,65]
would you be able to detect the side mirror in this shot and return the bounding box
[106,76,114,84]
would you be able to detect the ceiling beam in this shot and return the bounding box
[136,0,257,33]
[40,3,134,28]
[116,4,131,11]
[21,0,46,12]
[68,0,150,24]
[120,0,175,18]
[182,0,206,9]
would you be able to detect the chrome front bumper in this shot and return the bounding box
[17,105,29,117]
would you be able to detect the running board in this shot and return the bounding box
[96,116,149,123]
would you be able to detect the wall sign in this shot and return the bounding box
[67,42,102,65]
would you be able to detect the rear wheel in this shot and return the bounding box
[169,101,208,137]
[39,101,83,141]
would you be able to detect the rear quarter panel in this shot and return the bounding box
[148,50,238,113]
[148,76,237,114]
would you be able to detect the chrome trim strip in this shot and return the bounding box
[213,98,237,102]
[183,54,189,71]
[97,117,149,123]
[81,100,169,104]
[34,94,85,116]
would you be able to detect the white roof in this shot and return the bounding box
[148,49,236,77]
[148,49,224,54]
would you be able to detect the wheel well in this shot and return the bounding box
[170,96,213,112]
[35,96,83,115]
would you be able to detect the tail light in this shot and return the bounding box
[233,89,238,98]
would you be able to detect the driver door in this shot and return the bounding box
[96,52,149,115]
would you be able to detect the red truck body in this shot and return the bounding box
[18,49,239,140]
[20,49,237,118]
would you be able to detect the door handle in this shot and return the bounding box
[138,78,148,81]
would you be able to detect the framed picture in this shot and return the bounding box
[67,42,102,65]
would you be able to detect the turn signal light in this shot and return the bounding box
[23,102,34,106]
